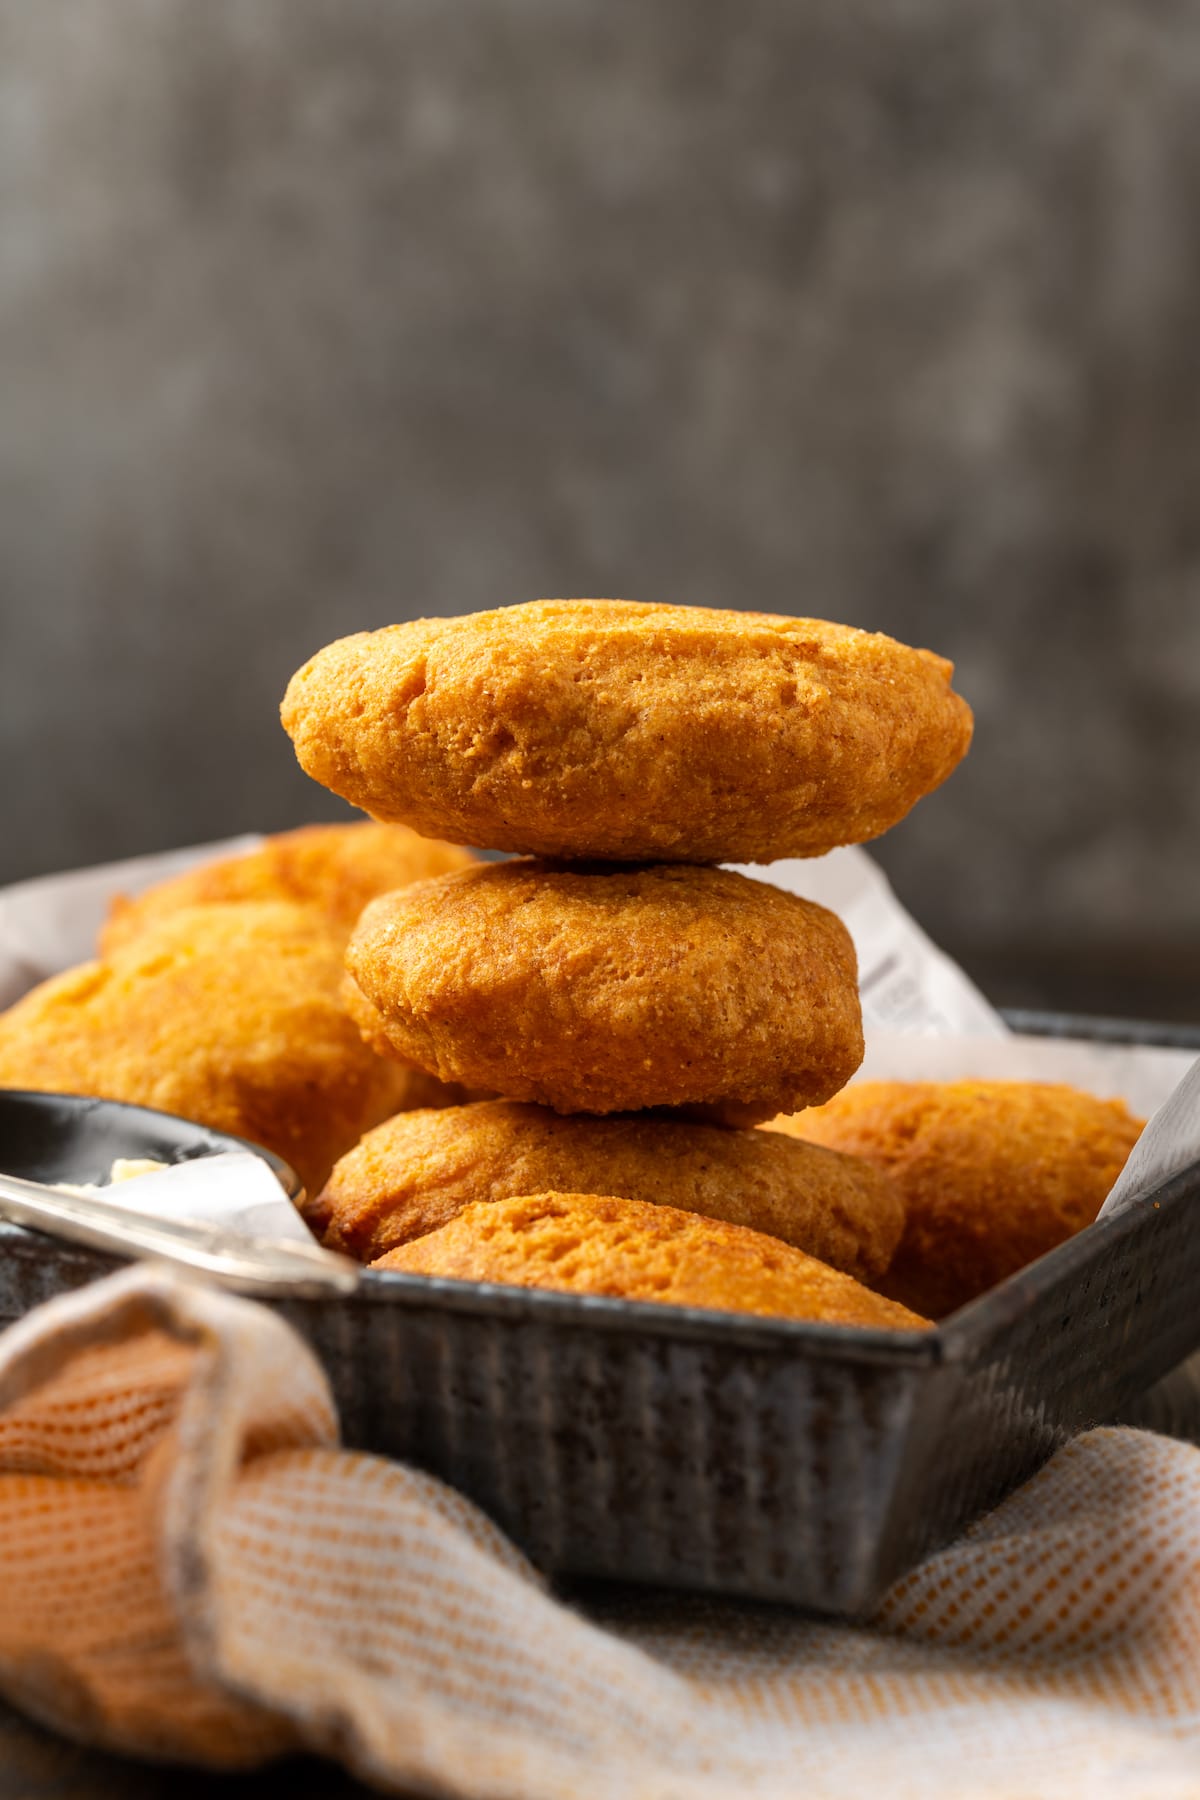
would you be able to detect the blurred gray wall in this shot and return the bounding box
[1,0,1198,1017]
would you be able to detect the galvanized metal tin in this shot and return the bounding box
[0,1015,1197,1616]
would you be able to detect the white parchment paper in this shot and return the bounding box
[735,848,1007,1038]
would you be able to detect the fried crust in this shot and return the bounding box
[281,600,973,863]
[773,1080,1144,1317]
[343,860,864,1121]
[99,821,474,955]
[306,1099,905,1282]
[373,1190,928,1329]
[0,901,423,1196]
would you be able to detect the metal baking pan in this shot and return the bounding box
[1,1013,1197,1618]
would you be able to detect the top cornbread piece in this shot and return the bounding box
[281,600,973,863]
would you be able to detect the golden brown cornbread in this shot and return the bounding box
[0,902,418,1197]
[281,600,973,864]
[774,1080,1145,1318]
[99,821,473,955]
[373,1191,928,1329]
[307,1099,906,1281]
[343,860,864,1122]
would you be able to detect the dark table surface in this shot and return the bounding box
[0,1702,384,1800]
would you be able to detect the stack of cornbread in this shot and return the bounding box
[282,599,976,1329]
[0,599,1144,1322]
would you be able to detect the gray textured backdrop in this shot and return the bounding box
[1,0,1198,1017]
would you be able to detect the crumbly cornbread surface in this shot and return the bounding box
[343,860,864,1121]
[281,600,973,863]
[100,821,473,955]
[374,1189,929,1328]
[776,1079,1144,1317]
[0,901,413,1196]
[307,1098,905,1281]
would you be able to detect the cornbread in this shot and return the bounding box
[281,600,973,864]
[100,821,474,955]
[308,1099,906,1282]
[374,1190,929,1328]
[344,860,864,1122]
[0,901,415,1197]
[776,1080,1145,1317]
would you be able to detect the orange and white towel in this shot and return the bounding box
[0,1265,1197,1800]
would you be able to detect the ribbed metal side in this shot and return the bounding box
[272,1154,1200,1613]
[280,1287,935,1612]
